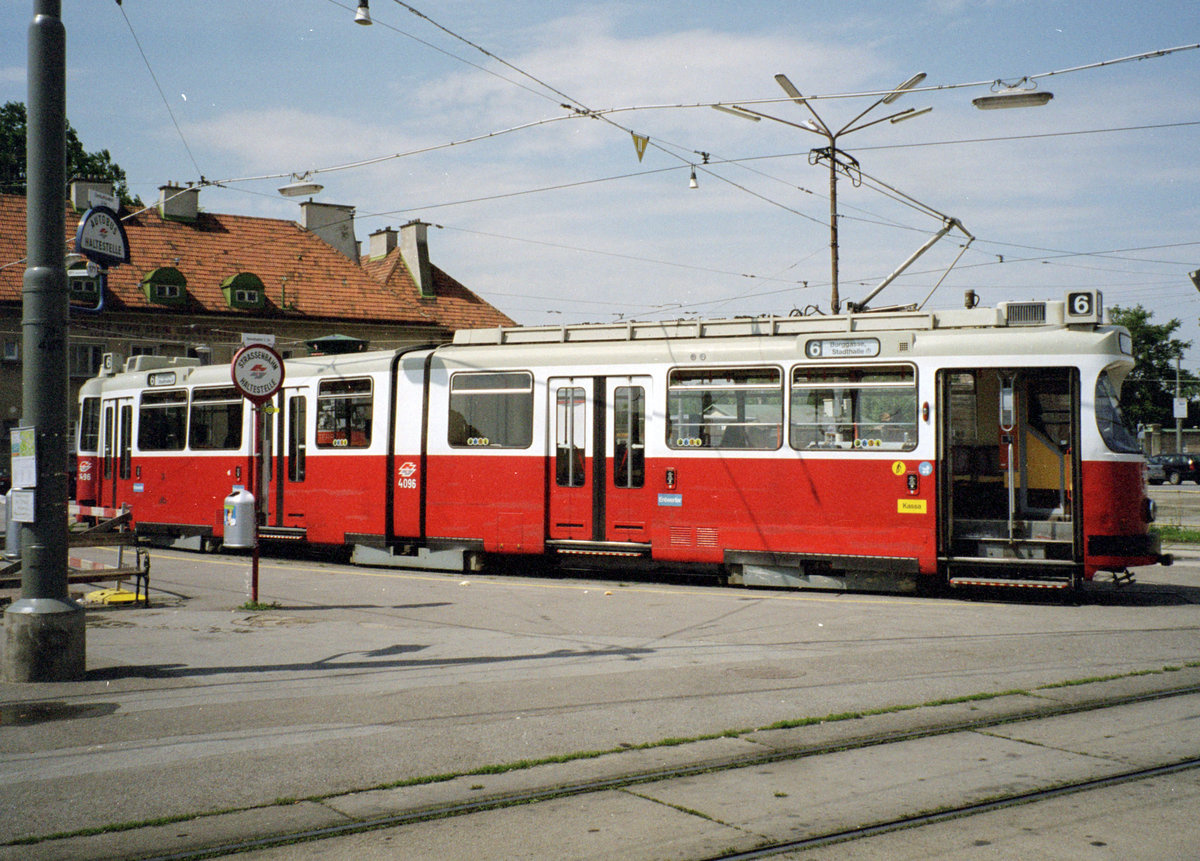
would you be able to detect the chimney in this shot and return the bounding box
[400,220,434,299]
[158,183,199,222]
[368,226,398,260]
[69,178,115,212]
[301,201,358,260]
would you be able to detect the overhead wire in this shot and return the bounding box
[105,1,1200,319]
[114,0,203,178]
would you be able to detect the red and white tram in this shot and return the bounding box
[75,290,1168,592]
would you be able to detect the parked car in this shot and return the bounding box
[1147,453,1200,485]
[1146,456,1166,485]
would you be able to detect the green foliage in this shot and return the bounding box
[0,100,141,208]
[1110,304,1197,428]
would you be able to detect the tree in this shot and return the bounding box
[0,100,140,208]
[1109,304,1198,428]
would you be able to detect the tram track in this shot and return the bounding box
[83,681,1200,861]
[707,755,1200,860]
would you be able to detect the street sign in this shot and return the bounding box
[74,205,130,267]
[231,343,285,404]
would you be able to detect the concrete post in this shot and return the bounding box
[3,0,85,682]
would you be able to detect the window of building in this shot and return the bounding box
[667,368,782,449]
[790,365,917,451]
[140,266,188,307]
[448,371,533,448]
[188,387,243,450]
[70,343,105,378]
[221,273,266,310]
[68,267,102,306]
[316,378,372,448]
[138,389,188,451]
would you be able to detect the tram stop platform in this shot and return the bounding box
[2,547,1199,859]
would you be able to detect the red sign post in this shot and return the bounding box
[230,343,285,603]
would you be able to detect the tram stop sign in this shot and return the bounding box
[231,343,285,404]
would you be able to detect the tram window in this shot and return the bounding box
[189,387,243,450]
[119,404,132,479]
[1095,371,1141,454]
[103,405,115,479]
[667,368,782,450]
[79,397,100,452]
[555,387,586,487]
[138,389,188,451]
[448,371,533,448]
[614,386,645,488]
[288,396,306,482]
[316,378,373,449]
[790,365,916,451]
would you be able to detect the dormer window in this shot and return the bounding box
[221,272,266,310]
[140,266,188,307]
[68,266,102,305]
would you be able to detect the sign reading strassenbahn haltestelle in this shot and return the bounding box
[231,343,285,404]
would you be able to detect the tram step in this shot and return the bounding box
[949,576,1073,590]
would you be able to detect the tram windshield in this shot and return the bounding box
[1095,370,1141,454]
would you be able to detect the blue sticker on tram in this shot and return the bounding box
[658,493,683,507]
[918,461,933,477]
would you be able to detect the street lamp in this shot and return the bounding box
[715,73,929,313]
[973,78,1053,110]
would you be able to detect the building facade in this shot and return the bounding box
[0,180,515,477]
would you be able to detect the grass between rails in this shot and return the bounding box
[1152,525,1200,544]
[7,661,1200,848]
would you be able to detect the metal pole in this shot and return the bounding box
[251,405,262,604]
[1176,354,1182,453]
[3,0,85,682]
[827,142,840,315]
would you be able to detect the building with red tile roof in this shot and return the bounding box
[0,181,514,443]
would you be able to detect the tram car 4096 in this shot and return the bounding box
[74,290,1169,593]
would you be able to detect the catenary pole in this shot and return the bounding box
[3,0,85,682]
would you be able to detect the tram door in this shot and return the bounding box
[99,397,133,508]
[606,377,652,544]
[272,388,307,528]
[549,379,593,540]
[548,376,654,544]
[939,368,1081,569]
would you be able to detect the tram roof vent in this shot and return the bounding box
[999,300,1063,327]
[123,355,202,374]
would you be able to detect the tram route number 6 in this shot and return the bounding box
[1066,290,1101,320]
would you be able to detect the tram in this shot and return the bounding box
[74,289,1168,592]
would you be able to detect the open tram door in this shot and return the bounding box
[938,367,1083,588]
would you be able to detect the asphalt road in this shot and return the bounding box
[1148,482,1200,527]
[2,535,1199,858]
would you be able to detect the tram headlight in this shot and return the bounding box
[1145,498,1157,523]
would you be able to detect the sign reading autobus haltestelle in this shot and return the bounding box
[231,343,285,404]
[74,205,130,267]
[805,337,880,359]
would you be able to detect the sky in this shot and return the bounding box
[2,1,1198,356]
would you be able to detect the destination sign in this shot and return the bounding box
[804,338,881,359]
